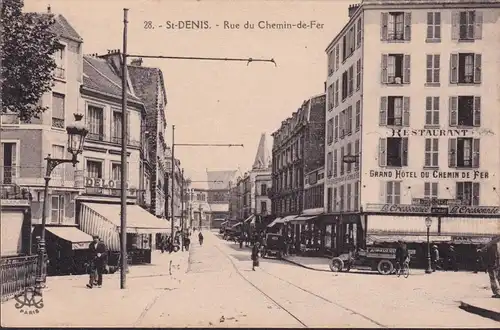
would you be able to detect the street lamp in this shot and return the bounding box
[36,113,88,291]
[424,217,433,274]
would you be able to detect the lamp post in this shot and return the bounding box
[425,217,433,274]
[36,113,88,291]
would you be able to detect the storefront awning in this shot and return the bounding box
[440,217,500,236]
[243,215,255,223]
[282,215,298,223]
[366,234,452,244]
[267,217,283,228]
[79,203,172,251]
[46,227,93,250]
[231,222,242,229]
[288,215,319,225]
[367,215,439,235]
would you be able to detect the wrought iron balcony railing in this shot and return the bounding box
[86,132,141,147]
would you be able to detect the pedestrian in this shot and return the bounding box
[86,235,107,289]
[482,236,500,298]
[395,240,408,274]
[198,232,204,246]
[474,247,484,274]
[431,245,440,272]
[446,245,458,271]
[251,241,261,271]
[184,234,191,251]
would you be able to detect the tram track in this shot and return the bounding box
[214,243,387,328]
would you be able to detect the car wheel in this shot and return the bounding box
[329,258,344,272]
[377,259,394,275]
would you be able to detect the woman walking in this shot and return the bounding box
[251,242,261,271]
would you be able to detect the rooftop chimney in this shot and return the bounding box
[348,4,360,18]
[131,58,143,66]
[47,5,51,13]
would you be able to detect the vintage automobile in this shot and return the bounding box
[262,233,284,259]
[329,246,416,275]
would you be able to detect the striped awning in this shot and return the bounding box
[367,234,452,244]
[267,217,283,228]
[243,215,255,224]
[288,215,320,224]
[440,217,500,236]
[46,227,93,250]
[282,215,299,223]
[367,215,439,235]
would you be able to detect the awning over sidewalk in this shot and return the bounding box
[243,215,255,224]
[231,222,242,229]
[282,215,298,223]
[367,215,439,235]
[440,217,500,236]
[79,202,172,251]
[46,227,93,250]
[288,215,320,225]
[267,217,283,228]
[366,234,452,244]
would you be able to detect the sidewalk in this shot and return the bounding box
[1,249,190,327]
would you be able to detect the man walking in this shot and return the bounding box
[483,236,500,298]
[431,245,440,272]
[87,235,107,289]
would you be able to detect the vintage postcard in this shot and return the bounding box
[1,0,499,327]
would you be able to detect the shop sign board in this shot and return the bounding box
[369,169,489,181]
[365,203,500,216]
[412,198,462,206]
[452,236,492,244]
[84,177,137,197]
[1,199,30,206]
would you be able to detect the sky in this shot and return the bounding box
[24,0,352,181]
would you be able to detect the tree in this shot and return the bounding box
[1,0,59,122]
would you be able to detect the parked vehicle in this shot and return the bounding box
[262,233,284,259]
[329,246,416,275]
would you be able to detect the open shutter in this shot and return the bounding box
[473,96,481,127]
[472,138,480,168]
[402,97,410,127]
[449,96,458,126]
[126,111,131,144]
[404,12,412,40]
[102,107,107,139]
[378,138,387,167]
[424,182,430,198]
[401,138,408,167]
[11,143,17,178]
[403,55,411,84]
[381,54,388,84]
[451,11,460,40]
[381,13,388,41]
[474,54,482,84]
[474,11,483,40]
[380,181,387,204]
[450,54,458,84]
[379,97,388,126]
[472,182,480,205]
[448,138,457,168]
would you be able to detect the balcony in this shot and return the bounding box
[52,117,64,129]
[86,133,141,148]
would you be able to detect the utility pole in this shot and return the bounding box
[181,168,185,251]
[120,8,129,290]
[171,125,175,243]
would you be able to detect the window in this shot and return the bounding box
[261,201,267,214]
[340,147,345,175]
[86,160,103,178]
[260,184,267,196]
[356,59,362,90]
[425,97,439,126]
[346,143,352,173]
[356,18,362,48]
[449,138,480,168]
[333,187,337,211]
[348,65,354,95]
[327,188,332,213]
[342,35,347,61]
[327,152,333,178]
[51,195,65,224]
[335,44,340,71]
[381,54,410,84]
[380,96,410,126]
[52,93,65,129]
[452,11,482,41]
[354,139,360,170]
[354,182,359,211]
[112,111,123,143]
[339,110,346,138]
[54,44,66,79]
[456,182,479,205]
[426,54,440,84]
[353,102,360,132]
[52,145,65,180]
[450,53,481,84]
[386,181,401,204]
[87,105,104,140]
[339,185,345,211]
[111,163,121,180]
[381,12,411,41]
[426,12,441,41]
[334,115,339,141]
[346,106,353,134]
[328,84,334,110]
[349,26,355,54]
[342,71,348,100]
[346,184,352,211]
[328,50,334,75]
[1,142,17,184]
[334,79,339,107]
[424,138,439,168]
[379,137,408,167]
[449,96,480,127]
[424,182,438,199]
[327,118,333,145]
[333,149,338,178]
